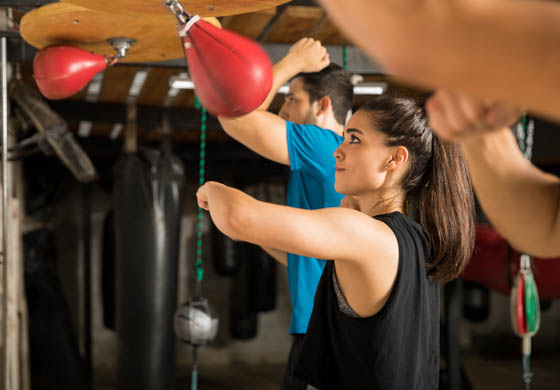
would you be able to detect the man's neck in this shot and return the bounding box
[317,117,345,136]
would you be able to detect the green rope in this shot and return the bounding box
[342,45,348,70]
[194,96,206,283]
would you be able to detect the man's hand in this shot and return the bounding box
[285,38,330,74]
[426,89,522,145]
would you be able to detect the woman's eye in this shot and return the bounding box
[349,135,360,143]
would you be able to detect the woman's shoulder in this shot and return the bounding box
[373,211,422,231]
[373,212,429,255]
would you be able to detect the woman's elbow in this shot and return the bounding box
[216,205,249,242]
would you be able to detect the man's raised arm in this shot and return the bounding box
[218,38,330,165]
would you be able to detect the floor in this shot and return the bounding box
[93,353,560,390]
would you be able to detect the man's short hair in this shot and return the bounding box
[295,63,354,125]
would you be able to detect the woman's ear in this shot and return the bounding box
[387,146,408,170]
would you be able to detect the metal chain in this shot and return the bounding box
[515,114,535,161]
[165,0,190,25]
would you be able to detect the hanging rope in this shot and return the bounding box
[188,95,207,390]
[194,96,206,293]
[342,45,348,71]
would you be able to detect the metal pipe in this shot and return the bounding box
[1,36,9,390]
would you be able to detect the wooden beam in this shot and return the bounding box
[0,0,55,7]
[170,90,196,109]
[91,66,145,136]
[307,17,347,45]
[48,100,222,132]
[260,6,324,43]
[136,67,183,106]
[222,7,277,39]
[98,66,144,103]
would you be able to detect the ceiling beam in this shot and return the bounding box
[0,0,55,7]
[47,100,221,132]
[260,6,324,43]
[122,43,383,73]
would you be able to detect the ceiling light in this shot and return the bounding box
[170,76,387,96]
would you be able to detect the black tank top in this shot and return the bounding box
[294,212,440,389]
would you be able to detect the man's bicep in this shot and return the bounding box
[219,111,290,165]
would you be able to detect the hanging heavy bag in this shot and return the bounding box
[113,134,185,390]
[211,222,240,276]
[244,243,277,312]
[24,229,88,390]
[463,224,560,299]
[101,209,116,330]
[462,281,490,322]
[229,241,258,340]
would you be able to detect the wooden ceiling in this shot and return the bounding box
[15,3,427,143]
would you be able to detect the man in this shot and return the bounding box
[317,0,560,122]
[426,90,560,258]
[218,38,353,389]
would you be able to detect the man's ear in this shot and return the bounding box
[316,96,332,116]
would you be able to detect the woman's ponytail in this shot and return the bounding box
[415,136,475,283]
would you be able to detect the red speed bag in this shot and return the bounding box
[33,45,107,100]
[180,18,273,117]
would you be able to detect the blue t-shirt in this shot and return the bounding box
[285,121,344,334]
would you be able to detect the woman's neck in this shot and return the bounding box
[357,188,405,217]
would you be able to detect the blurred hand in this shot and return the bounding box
[426,89,522,144]
[286,38,330,73]
[196,182,213,210]
[340,196,361,211]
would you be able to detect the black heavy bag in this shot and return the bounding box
[244,243,277,312]
[211,222,240,276]
[101,209,116,330]
[113,137,185,390]
[462,281,490,322]
[24,229,88,390]
[229,242,258,340]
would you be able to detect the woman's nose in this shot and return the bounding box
[333,144,344,160]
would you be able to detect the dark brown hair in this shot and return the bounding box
[295,63,353,125]
[358,96,475,284]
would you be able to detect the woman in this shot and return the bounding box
[197,96,475,389]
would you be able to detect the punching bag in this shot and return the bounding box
[211,222,239,276]
[24,229,88,390]
[101,210,116,330]
[33,45,107,100]
[113,136,185,390]
[462,281,490,322]
[229,242,258,340]
[179,17,273,117]
[245,244,277,312]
